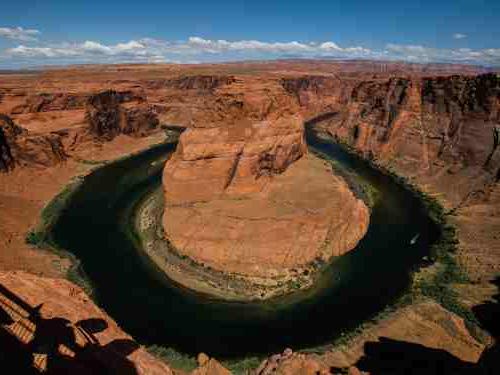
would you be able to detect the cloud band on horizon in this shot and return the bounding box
[0,29,499,68]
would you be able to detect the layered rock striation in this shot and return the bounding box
[285,73,500,206]
[161,116,369,295]
[85,90,159,140]
[0,113,67,171]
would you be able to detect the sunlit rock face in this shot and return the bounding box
[162,116,369,278]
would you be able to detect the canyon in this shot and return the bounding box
[0,60,499,373]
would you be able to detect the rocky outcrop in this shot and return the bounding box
[0,114,24,171]
[162,117,369,292]
[11,93,89,114]
[281,75,344,108]
[123,104,160,137]
[191,353,231,375]
[85,90,158,140]
[287,73,500,206]
[85,90,123,140]
[0,114,67,171]
[163,117,307,203]
[164,75,236,91]
[11,90,145,114]
[255,300,487,375]
[10,132,67,167]
[0,271,172,374]
[255,348,335,375]
[0,126,14,171]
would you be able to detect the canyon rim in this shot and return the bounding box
[0,60,499,374]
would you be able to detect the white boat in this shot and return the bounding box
[410,233,420,245]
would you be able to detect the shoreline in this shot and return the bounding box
[132,148,372,302]
[132,187,331,301]
[25,139,179,298]
[24,126,478,370]
[303,127,480,352]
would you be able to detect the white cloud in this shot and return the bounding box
[453,33,467,40]
[80,41,113,54]
[0,26,40,41]
[6,40,148,59]
[2,36,374,65]
[1,34,499,67]
[183,37,372,56]
[186,37,314,53]
[385,43,500,65]
[7,45,79,58]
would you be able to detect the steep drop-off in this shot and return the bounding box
[162,116,369,295]
[283,73,500,207]
[85,90,159,140]
[0,113,67,171]
[1,62,499,373]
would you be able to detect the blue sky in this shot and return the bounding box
[1,0,499,68]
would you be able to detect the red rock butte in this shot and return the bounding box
[162,116,370,278]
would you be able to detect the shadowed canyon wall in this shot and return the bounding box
[282,73,500,207]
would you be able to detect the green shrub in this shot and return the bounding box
[25,230,46,247]
[146,346,197,371]
[222,357,263,374]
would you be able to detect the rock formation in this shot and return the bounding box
[255,348,335,375]
[192,353,231,375]
[122,104,160,137]
[0,270,172,374]
[11,90,145,114]
[162,116,369,290]
[1,61,499,372]
[85,90,123,140]
[164,75,236,91]
[0,114,67,171]
[0,114,21,171]
[163,116,307,203]
[286,73,500,206]
[85,90,159,140]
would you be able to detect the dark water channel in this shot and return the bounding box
[50,127,439,358]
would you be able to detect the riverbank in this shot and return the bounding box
[23,137,178,297]
[133,151,370,301]
[0,131,168,278]
[301,128,488,353]
[17,123,488,371]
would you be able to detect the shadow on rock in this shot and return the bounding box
[0,283,140,374]
[473,277,500,375]
[355,277,500,375]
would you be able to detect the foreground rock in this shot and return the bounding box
[191,353,231,375]
[161,117,369,298]
[0,271,172,374]
[256,300,487,375]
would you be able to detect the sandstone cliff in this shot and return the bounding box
[85,90,159,141]
[1,62,499,373]
[11,90,144,114]
[162,116,369,281]
[0,114,67,171]
[284,73,500,207]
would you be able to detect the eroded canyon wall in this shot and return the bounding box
[283,73,500,206]
[0,113,67,171]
